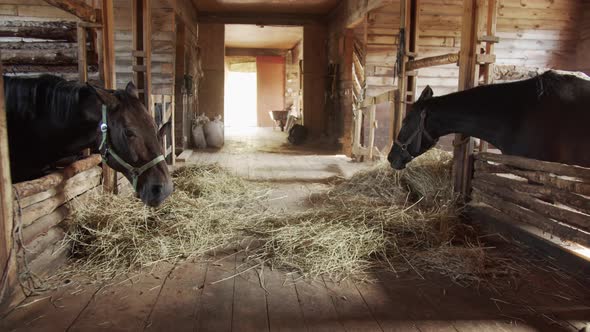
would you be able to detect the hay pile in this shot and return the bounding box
[60,150,518,286]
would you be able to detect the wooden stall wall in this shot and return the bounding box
[303,24,328,138]
[257,56,285,128]
[576,2,590,74]
[198,23,225,120]
[0,0,97,79]
[285,40,302,111]
[113,0,175,95]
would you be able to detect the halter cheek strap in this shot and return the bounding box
[99,105,165,191]
[394,110,438,160]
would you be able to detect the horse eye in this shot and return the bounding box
[124,129,136,138]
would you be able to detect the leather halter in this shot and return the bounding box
[98,105,165,191]
[394,110,438,160]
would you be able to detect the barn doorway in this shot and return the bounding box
[224,24,303,144]
[224,61,258,128]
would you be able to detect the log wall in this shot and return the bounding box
[361,0,586,97]
[469,152,590,248]
[12,155,103,285]
[0,0,97,78]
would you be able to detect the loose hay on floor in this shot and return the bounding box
[58,150,523,287]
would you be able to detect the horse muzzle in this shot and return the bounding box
[139,178,174,207]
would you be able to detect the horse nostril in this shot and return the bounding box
[151,184,163,196]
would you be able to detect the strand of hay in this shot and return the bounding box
[55,150,524,287]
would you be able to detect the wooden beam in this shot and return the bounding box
[0,55,19,312]
[329,0,396,32]
[173,17,186,151]
[225,48,287,57]
[100,0,117,194]
[41,0,97,23]
[132,0,152,111]
[198,12,322,26]
[453,0,482,197]
[406,53,459,71]
[0,20,76,42]
[164,0,198,32]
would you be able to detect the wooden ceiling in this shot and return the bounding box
[194,0,341,15]
[225,25,303,49]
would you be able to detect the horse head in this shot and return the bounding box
[89,82,173,207]
[388,86,439,170]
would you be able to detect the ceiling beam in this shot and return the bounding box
[199,12,323,26]
[225,48,288,57]
[163,0,198,34]
[41,0,97,22]
[328,0,395,32]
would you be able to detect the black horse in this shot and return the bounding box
[4,74,173,207]
[388,70,590,169]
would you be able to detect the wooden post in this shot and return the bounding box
[173,17,186,152]
[77,24,88,83]
[367,104,376,160]
[453,0,483,197]
[478,0,498,153]
[0,58,17,310]
[393,0,420,143]
[132,0,152,113]
[100,0,117,193]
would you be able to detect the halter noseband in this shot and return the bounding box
[98,105,165,191]
[394,110,438,160]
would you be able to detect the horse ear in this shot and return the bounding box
[125,82,139,99]
[418,86,434,101]
[87,83,118,109]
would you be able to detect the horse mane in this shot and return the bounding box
[3,74,90,122]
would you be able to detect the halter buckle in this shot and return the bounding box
[100,123,108,133]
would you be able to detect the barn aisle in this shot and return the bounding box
[1,131,589,332]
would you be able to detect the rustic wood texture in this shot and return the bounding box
[406,52,459,71]
[0,20,77,41]
[100,0,118,193]
[3,130,590,330]
[12,155,101,199]
[197,23,225,119]
[303,24,328,138]
[41,0,96,22]
[471,152,590,250]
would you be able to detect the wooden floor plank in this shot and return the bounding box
[323,278,383,332]
[196,253,237,332]
[354,274,421,332]
[232,255,270,332]
[265,269,307,332]
[144,260,208,331]
[293,277,344,332]
[0,281,101,332]
[68,263,173,332]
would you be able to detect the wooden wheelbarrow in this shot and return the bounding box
[269,110,289,131]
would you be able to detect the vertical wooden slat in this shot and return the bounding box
[100,0,117,193]
[0,57,13,308]
[453,0,482,196]
[132,0,152,113]
[479,0,498,153]
[173,17,186,152]
[77,24,88,83]
[368,104,376,160]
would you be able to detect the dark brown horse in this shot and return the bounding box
[4,74,173,207]
[388,70,590,170]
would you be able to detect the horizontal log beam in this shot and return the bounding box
[470,196,590,248]
[2,65,98,74]
[13,154,101,198]
[41,0,97,23]
[406,53,460,71]
[475,161,590,196]
[472,178,590,233]
[474,172,590,216]
[0,21,77,42]
[475,152,590,180]
[198,12,322,26]
[0,49,98,66]
[225,47,287,57]
[360,89,396,108]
